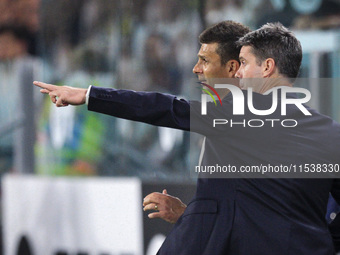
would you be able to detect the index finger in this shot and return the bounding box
[33,81,58,91]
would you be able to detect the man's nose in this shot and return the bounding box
[193,62,202,74]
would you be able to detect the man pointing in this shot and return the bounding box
[34,22,340,254]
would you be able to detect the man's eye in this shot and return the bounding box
[241,60,246,65]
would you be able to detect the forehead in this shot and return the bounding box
[198,43,219,56]
[239,45,255,59]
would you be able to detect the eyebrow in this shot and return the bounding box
[198,54,208,60]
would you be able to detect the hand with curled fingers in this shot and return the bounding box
[33,81,87,107]
[143,189,187,224]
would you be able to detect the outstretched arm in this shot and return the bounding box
[34,81,191,131]
[143,189,187,224]
[33,81,87,107]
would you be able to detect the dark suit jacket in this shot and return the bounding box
[88,86,340,255]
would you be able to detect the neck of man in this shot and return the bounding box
[259,76,293,94]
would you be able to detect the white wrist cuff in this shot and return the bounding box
[86,85,92,105]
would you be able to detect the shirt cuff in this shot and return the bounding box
[85,85,92,105]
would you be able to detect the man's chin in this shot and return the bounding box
[239,79,246,89]
[198,80,210,87]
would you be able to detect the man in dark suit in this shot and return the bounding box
[34,22,340,254]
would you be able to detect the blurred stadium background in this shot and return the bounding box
[0,0,339,254]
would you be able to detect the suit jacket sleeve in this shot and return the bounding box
[87,86,256,137]
[88,86,190,131]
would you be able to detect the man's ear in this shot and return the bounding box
[226,60,240,78]
[262,58,276,77]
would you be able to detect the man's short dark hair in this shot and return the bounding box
[237,22,302,78]
[199,21,251,66]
